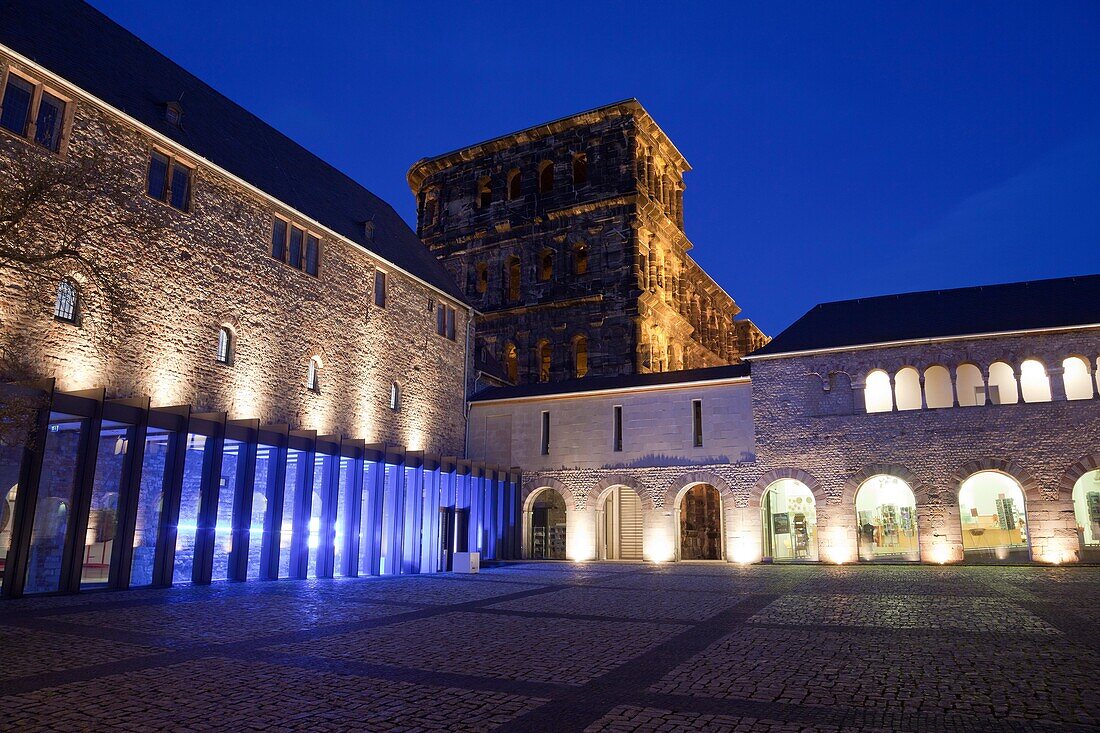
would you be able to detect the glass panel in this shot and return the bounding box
[288,226,303,269]
[271,219,287,261]
[0,404,34,590]
[173,433,208,584]
[25,413,84,594]
[304,235,319,276]
[279,449,304,578]
[211,439,242,581]
[80,421,132,589]
[959,471,1030,562]
[130,427,171,587]
[307,454,328,579]
[856,475,919,562]
[358,463,377,575]
[762,479,818,562]
[333,457,353,577]
[146,151,169,201]
[1074,469,1100,553]
[679,484,721,560]
[169,164,191,211]
[0,74,32,136]
[530,488,566,560]
[246,444,277,580]
[33,91,65,151]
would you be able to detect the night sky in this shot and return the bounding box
[88,1,1100,335]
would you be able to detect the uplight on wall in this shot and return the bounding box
[731,537,759,565]
[930,543,953,565]
[824,526,854,565]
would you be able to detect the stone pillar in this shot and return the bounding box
[1092,361,1100,399]
[675,187,685,229]
[1048,366,1067,401]
[982,368,993,405]
[1013,370,1024,404]
[949,366,960,407]
[919,374,928,410]
[889,373,898,412]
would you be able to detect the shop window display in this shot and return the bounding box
[529,487,567,560]
[679,484,722,560]
[959,471,1030,562]
[855,475,919,562]
[1073,469,1100,562]
[762,479,818,561]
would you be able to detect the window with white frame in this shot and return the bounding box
[54,280,78,322]
[306,356,321,392]
[389,382,401,411]
[216,326,234,364]
[0,69,68,152]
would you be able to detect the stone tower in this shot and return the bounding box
[407,99,766,385]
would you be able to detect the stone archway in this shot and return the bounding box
[523,486,569,560]
[1062,453,1100,563]
[594,483,646,560]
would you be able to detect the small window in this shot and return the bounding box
[540,411,550,455]
[477,175,491,208]
[169,162,192,212]
[446,305,456,340]
[573,242,588,275]
[506,256,521,302]
[507,169,521,200]
[613,405,623,452]
[538,250,554,282]
[475,262,488,294]
[288,226,304,269]
[304,234,320,276]
[307,357,321,392]
[691,399,703,447]
[216,327,234,364]
[435,302,457,340]
[374,270,387,307]
[271,218,288,261]
[538,160,554,194]
[0,74,33,137]
[54,280,78,322]
[146,150,191,211]
[390,382,401,411]
[538,340,552,383]
[573,335,588,378]
[147,151,170,201]
[34,91,66,152]
[572,152,588,186]
[1,72,67,152]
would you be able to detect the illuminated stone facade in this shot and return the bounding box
[408,100,767,385]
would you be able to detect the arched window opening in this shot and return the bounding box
[1063,357,1094,401]
[506,255,521,302]
[54,280,78,322]
[506,169,521,200]
[474,262,488,294]
[924,365,952,408]
[572,152,588,186]
[306,356,321,392]
[598,486,643,560]
[537,340,552,383]
[894,367,921,411]
[987,361,1018,405]
[855,475,919,562]
[955,364,985,406]
[389,382,401,411]
[761,479,818,561]
[216,326,234,365]
[679,484,722,560]
[528,488,567,560]
[502,342,518,384]
[959,471,1029,562]
[572,242,588,275]
[863,370,892,413]
[1072,469,1100,561]
[476,175,491,209]
[538,249,554,282]
[573,335,588,378]
[1019,359,1052,403]
[538,160,554,194]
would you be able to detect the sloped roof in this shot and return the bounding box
[0,0,465,301]
[470,363,750,402]
[750,273,1100,358]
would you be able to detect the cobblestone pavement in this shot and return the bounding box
[0,563,1097,732]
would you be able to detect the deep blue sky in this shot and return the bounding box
[90,1,1100,334]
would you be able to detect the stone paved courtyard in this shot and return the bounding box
[0,563,1097,732]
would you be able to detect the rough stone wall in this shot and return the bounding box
[0,52,468,456]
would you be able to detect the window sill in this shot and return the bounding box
[143,192,191,216]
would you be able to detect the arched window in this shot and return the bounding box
[54,280,78,322]
[864,370,892,413]
[573,335,588,378]
[538,160,554,194]
[678,484,722,560]
[527,487,567,560]
[537,340,552,383]
[1019,359,1051,403]
[506,169,521,200]
[538,249,554,282]
[959,471,1029,561]
[572,152,588,186]
[502,341,518,383]
[389,382,401,411]
[761,479,818,561]
[476,175,491,208]
[987,361,1018,405]
[474,262,488,294]
[572,242,588,275]
[216,326,234,364]
[1063,356,1094,400]
[306,356,321,392]
[855,475,919,562]
[506,255,521,302]
[955,363,985,406]
[1072,469,1100,560]
[923,365,952,408]
[894,367,921,410]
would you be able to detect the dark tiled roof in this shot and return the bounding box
[470,363,751,402]
[0,0,464,301]
[751,273,1100,357]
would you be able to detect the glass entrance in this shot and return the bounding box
[679,484,722,560]
[762,479,818,561]
[529,488,566,560]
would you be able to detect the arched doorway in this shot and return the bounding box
[958,471,1030,562]
[678,484,722,560]
[1073,468,1100,562]
[761,479,818,561]
[597,485,643,560]
[526,488,567,560]
[855,475,919,562]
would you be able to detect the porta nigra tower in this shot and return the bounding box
[408,99,767,385]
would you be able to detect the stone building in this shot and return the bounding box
[470,274,1100,566]
[407,100,768,386]
[0,0,519,599]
